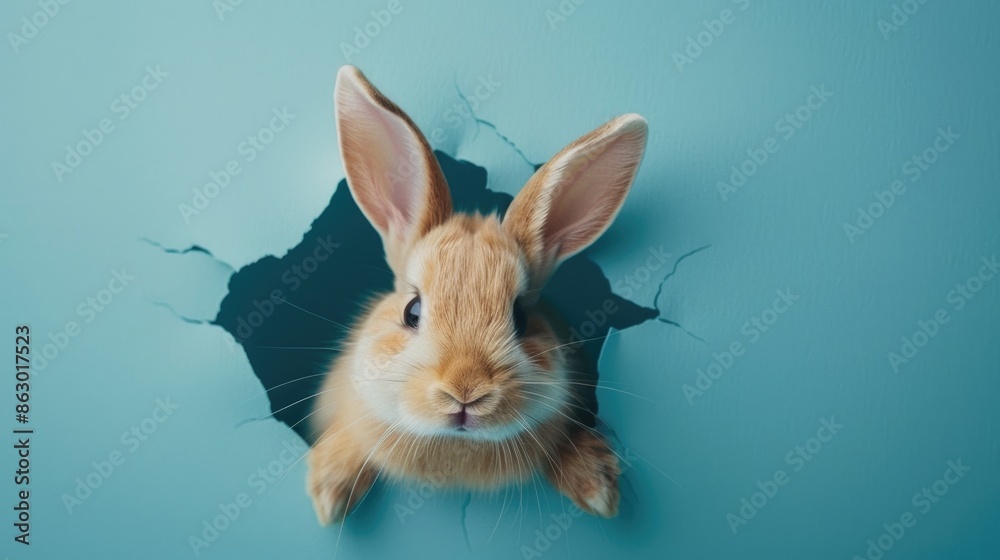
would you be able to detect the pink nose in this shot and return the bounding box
[439,388,488,407]
[440,390,489,429]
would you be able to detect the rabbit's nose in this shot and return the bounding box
[439,388,488,408]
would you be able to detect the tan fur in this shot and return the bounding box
[505,112,648,290]
[308,66,647,525]
[334,66,452,274]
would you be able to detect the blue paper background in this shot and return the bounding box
[1,1,998,559]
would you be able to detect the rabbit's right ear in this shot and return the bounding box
[335,65,452,273]
[504,114,648,291]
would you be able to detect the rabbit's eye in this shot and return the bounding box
[513,301,528,337]
[403,296,421,329]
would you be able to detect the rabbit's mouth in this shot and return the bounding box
[437,409,537,442]
[451,408,472,429]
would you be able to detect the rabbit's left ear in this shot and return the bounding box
[335,65,452,273]
[504,114,648,289]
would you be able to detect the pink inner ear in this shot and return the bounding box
[337,71,429,241]
[543,131,645,259]
[362,102,428,237]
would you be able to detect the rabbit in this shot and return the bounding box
[307,65,648,526]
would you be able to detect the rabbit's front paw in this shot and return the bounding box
[306,448,376,526]
[547,429,622,518]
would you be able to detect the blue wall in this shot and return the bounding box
[1,1,997,558]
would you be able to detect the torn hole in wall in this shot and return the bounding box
[146,152,708,442]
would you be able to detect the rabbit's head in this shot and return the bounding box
[334,65,647,442]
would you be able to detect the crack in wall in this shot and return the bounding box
[474,118,540,170]
[650,245,711,344]
[149,293,277,431]
[140,237,236,272]
[148,300,209,325]
[453,79,482,144]
[450,76,540,170]
[460,491,473,550]
[656,317,707,344]
[235,416,271,429]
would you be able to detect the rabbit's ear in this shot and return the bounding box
[504,114,648,288]
[335,65,452,272]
